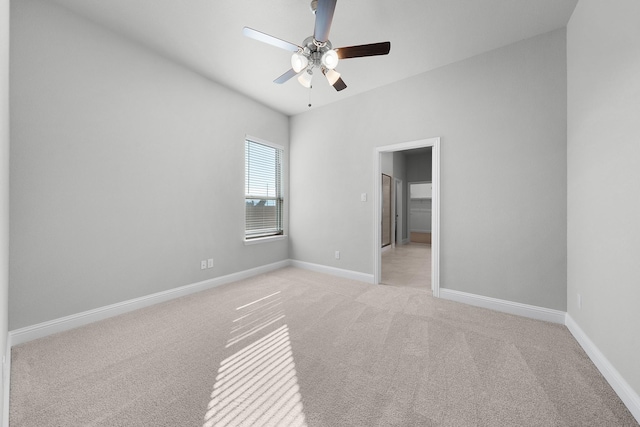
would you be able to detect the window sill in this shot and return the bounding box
[243,235,288,246]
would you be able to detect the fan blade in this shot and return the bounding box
[314,0,337,43]
[332,77,347,91]
[274,68,299,84]
[243,27,301,52]
[336,42,391,59]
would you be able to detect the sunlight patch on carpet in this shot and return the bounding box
[204,292,308,427]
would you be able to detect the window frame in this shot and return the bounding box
[243,135,286,244]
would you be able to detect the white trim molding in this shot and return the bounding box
[9,260,291,347]
[8,259,374,347]
[243,234,287,246]
[439,288,566,324]
[438,290,639,422]
[374,137,441,296]
[290,260,375,284]
[565,314,640,424]
[5,261,640,425]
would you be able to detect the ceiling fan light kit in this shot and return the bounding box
[298,69,313,88]
[321,49,338,69]
[323,68,341,86]
[291,52,309,73]
[243,0,391,94]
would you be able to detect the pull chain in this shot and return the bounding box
[308,85,313,108]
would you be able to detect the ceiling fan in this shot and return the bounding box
[243,0,391,92]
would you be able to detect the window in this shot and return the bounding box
[245,137,284,240]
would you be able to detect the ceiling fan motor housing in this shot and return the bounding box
[302,36,333,68]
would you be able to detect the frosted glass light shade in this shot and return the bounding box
[291,53,309,73]
[321,49,338,69]
[325,68,341,86]
[298,71,313,88]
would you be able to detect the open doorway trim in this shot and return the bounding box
[373,137,441,297]
[392,177,403,247]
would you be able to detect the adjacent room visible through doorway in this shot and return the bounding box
[381,151,432,289]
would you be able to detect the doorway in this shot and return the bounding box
[374,138,440,297]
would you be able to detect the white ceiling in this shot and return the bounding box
[50,0,578,116]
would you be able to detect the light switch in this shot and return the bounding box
[361,193,367,202]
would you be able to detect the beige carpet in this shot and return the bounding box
[10,267,639,426]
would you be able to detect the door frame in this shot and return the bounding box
[393,177,403,247]
[373,137,441,297]
[381,173,392,248]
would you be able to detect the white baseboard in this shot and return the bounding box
[8,260,291,347]
[7,261,638,426]
[289,260,375,284]
[439,288,566,324]
[439,290,639,423]
[8,258,371,347]
[565,314,640,424]
[5,262,640,426]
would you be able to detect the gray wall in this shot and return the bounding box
[405,149,432,183]
[380,152,393,177]
[290,29,567,310]
[9,0,290,330]
[567,0,640,397]
[1,0,9,414]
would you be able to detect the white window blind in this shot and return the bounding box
[245,139,283,239]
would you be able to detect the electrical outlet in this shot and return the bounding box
[201,260,207,270]
[577,293,582,309]
[335,251,340,260]
[207,258,214,268]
